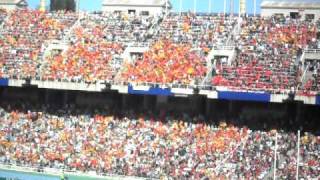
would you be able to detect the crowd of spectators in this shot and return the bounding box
[0,103,318,179]
[158,14,237,50]
[212,16,319,92]
[41,12,160,83]
[42,42,124,83]
[276,131,320,179]
[120,13,239,85]
[121,40,207,85]
[0,9,77,79]
[0,103,246,179]
[94,12,157,44]
[0,9,319,93]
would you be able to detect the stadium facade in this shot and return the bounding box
[261,0,320,21]
[102,0,171,16]
[0,0,27,10]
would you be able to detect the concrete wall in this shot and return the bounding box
[261,8,320,21]
[75,92,115,106]
[102,5,164,16]
[0,4,19,11]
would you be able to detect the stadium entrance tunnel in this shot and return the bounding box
[0,86,319,132]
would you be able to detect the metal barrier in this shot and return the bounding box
[303,49,320,54]
[4,78,304,94]
[213,45,235,51]
[0,163,146,180]
[3,78,319,105]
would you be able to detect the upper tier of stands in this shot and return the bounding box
[157,14,237,49]
[212,17,318,93]
[0,9,319,93]
[121,40,207,85]
[0,9,78,80]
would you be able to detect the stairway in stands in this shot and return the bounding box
[201,18,241,86]
[37,16,82,80]
[299,49,320,91]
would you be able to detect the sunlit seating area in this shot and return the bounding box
[212,17,318,92]
[121,40,207,85]
[0,103,318,179]
[0,9,319,93]
[0,9,78,79]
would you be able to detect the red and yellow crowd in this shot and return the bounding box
[0,9,319,179]
[0,9,77,79]
[41,12,158,83]
[42,21,124,82]
[120,14,237,85]
[0,104,318,179]
[0,9,319,93]
[121,40,206,84]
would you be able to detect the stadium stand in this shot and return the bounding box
[276,131,320,179]
[41,12,161,83]
[212,16,318,93]
[121,40,207,85]
[0,9,77,80]
[0,9,319,95]
[157,14,237,48]
[0,8,319,179]
[73,12,157,44]
[0,102,318,179]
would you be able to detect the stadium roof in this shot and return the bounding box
[261,0,320,9]
[103,0,168,7]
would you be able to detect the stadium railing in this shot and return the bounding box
[0,163,146,180]
[212,45,235,51]
[304,49,320,54]
[7,77,311,95]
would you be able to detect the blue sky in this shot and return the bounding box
[27,0,262,14]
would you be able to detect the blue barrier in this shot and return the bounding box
[316,96,320,105]
[0,78,8,87]
[0,169,59,180]
[128,85,173,96]
[218,91,271,102]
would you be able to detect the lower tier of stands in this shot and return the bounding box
[0,97,319,179]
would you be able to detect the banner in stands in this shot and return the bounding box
[0,78,8,87]
[218,91,271,102]
[316,96,320,105]
[128,85,173,96]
